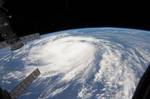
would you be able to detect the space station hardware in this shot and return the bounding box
[0,33,40,49]
[20,33,40,43]
[10,68,41,99]
[0,87,12,99]
[0,0,24,51]
[10,40,24,51]
[0,0,40,50]
[0,41,7,48]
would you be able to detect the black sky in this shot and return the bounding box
[2,0,150,37]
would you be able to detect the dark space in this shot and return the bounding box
[1,1,150,35]
[1,0,149,39]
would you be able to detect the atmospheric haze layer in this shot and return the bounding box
[0,28,150,99]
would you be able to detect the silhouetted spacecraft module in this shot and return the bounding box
[0,0,41,50]
[0,1,41,99]
[0,0,23,50]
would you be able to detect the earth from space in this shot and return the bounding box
[0,28,150,99]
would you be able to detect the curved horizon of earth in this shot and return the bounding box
[0,27,150,99]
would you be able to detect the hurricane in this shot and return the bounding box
[0,28,150,99]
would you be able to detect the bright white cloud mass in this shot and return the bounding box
[0,28,150,99]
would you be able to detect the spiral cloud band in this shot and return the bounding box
[0,28,150,99]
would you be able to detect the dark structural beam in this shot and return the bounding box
[10,68,41,99]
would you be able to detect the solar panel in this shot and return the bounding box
[10,68,41,99]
